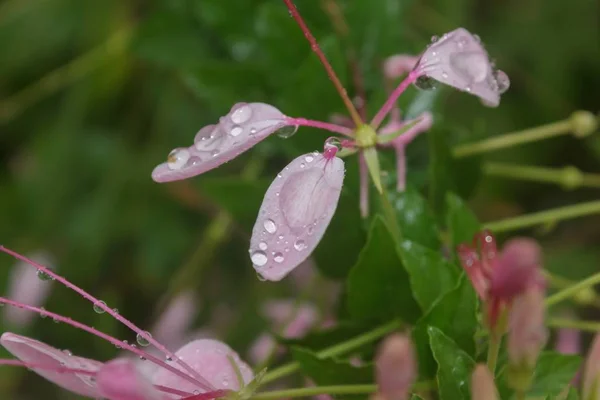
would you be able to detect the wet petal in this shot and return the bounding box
[152,339,253,395]
[415,28,509,107]
[97,359,163,400]
[261,300,318,338]
[249,152,345,281]
[0,332,102,397]
[152,103,287,182]
[383,54,419,79]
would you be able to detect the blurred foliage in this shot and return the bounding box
[0,0,598,398]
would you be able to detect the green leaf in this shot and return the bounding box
[565,387,580,400]
[446,193,481,249]
[347,216,420,324]
[291,347,373,399]
[528,352,581,397]
[413,274,478,377]
[398,240,460,312]
[429,326,475,400]
[388,184,441,249]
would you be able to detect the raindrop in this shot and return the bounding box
[441,71,448,79]
[307,226,315,235]
[277,173,283,179]
[263,219,277,234]
[258,242,268,251]
[473,34,481,43]
[166,356,173,362]
[211,150,220,157]
[231,105,252,124]
[167,148,190,170]
[300,163,305,168]
[431,35,439,42]
[250,127,257,135]
[493,70,510,94]
[304,154,314,163]
[465,85,472,92]
[36,268,53,281]
[229,126,243,137]
[251,250,268,266]
[136,331,152,347]
[278,235,284,240]
[193,390,200,395]
[294,240,306,251]
[112,308,119,314]
[414,75,439,91]
[53,318,59,324]
[62,349,72,357]
[275,125,298,139]
[324,137,342,152]
[40,307,47,318]
[222,378,230,387]
[273,253,285,263]
[256,272,266,282]
[139,356,146,361]
[93,300,107,314]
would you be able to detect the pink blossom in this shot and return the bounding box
[584,334,600,400]
[150,290,199,350]
[470,364,498,400]
[507,287,547,368]
[374,334,416,400]
[384,55,420,80]
[3,250,55,328]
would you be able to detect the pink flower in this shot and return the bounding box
[374,334,416,400]
[0,247,250,400]
[507,287,547,368]
[584,334,600,400]
[3,250,55,328]
[470,364,498,400]
[150,290,199,350]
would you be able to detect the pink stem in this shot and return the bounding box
[371,71,420,129]
[282,0,363,126]
[0,246,213,391]
[395,145,406,192]
[155,385,194,397]
[182,390,231,400]
[0,297,205,390]
[285,117,354,137]
[359,153,369,218]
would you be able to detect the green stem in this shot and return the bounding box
[379,190,402,242]
[515,390,526,400]
[452,119,572,158]
[547,318,600,333]
[261,320,401,384]
[486,334,501,373]
[253,384,376,399]
[483,162,600,189]
[483,200,600,233]
[546,270,600,307]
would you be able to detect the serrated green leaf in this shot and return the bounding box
[429,326,475,400]
[398,240,460,312]
[413,274,478,377]
[446,193,481,249]
[347,216,420,324]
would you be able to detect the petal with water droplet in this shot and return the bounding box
[249,153,345,281]
[0,332,102,397]
[152,103,288,182]
[152,339,253,394]
[97,359,162,400]
[415,28,509,107]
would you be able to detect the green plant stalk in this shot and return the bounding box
[547,318,600,333]
[261,320,401,384]
[452,119,572,158]
[486,335,501,373]
[483,162,600,189]
[379,190,402,242]
[546,270,600,307]
[253,384,377,399]
[483,200,600,232]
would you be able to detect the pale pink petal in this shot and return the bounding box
[3,251,55,327]
[1,332,102,397]
[152,103,287,182]
[384,55,419,79]
[375,334,417,400]
[262,300,318,338]
[248,333,276,365]
[97,359,163,400]
[152,339,253,395]
[249,152,345,281]
[151,290,199,349]
[415,28,509,107]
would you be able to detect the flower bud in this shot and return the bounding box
[570,110,597,138]
[375,334,416,400]
[471,364,498,400]
[508,287,546,368]
[583,333,600,400]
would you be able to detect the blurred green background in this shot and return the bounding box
[0,0,598,398]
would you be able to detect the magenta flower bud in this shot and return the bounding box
[583,334,600,400]
[152,102,289,182]
[471,364,498,400]
[3,251,55,328]
[508,287,547,368]
[457,243,488,300]
[384,55,419,79]
[97,359,162,400]
[249,151,345,281]
[414,28,510,107]
[375,334,417,400]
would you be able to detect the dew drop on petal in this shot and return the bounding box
[36,268,53,281]
[167,148,190,170]
[231,105,252,124]
[324,136,342,151]
[294,240,306,251]
[300,163,305,168]
[258,241,268,250]
[263,219,277,234]
[229,125,243,137]
[211,150,220,157]
[273,252,284,263]
[431,35,439,43]
[256,272,267,282]
[62,349,72,356]
[136,331,152,347]
[414,75,439,91]
[93,300,107,314]
[275,125,298,139]
[494,70,510,93]
[251,250,268,266]
[40,307,47,318]
[304,154,314,163]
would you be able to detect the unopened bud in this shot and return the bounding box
[583,334,600,400]
[560,166,583,190]
[471,364,498,400]
[570,110,598,138]
[375,334,416,400]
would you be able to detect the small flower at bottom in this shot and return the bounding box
[470,364,498,400]
[374,334,416,400]
[249,147,345,281]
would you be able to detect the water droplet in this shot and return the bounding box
[211,149,220,157]
[258,242,268,251]
[465,85,472,92]
[263,219,277,234]
[473,34,481,43]
[324,137,342,152]
[304,155,314,163]
[251,250,268,266]
[441,71,448,79]
[53,318,59,323]
[231,105,252,124]
[307,226,314,235]
[431,35,439,42]
[222,378,230,387]
[36,268,53,281]
[93,300,107,314]
[294,240,306,251]
[278,235,284,240]
[414,75,439,91]
[493,69,510,93]
[139,356,146,361]
[136,331,152,347]
[275,125,298,139]
[273,253,284,263]
[256,272,266,281]
[450,52,489,83]
[193,390,200,395]
[167,148,190,170]
[277,173,283,179]
[40,307,47,318]
[300,163,305,168]
[229,125,243,137]
[112,308,119,314]
[62,349,72,356]
[250,127,257,135]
